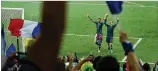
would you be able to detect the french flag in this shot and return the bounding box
[6,44,16,57]
[106,1,123,15]
[8,19,40,38]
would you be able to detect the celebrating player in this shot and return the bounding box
[87,14,104,53]
[104,14,119,53]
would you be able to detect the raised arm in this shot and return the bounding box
[67,53,73,71]
[87,14,96,23]
[27,2,66,71]
[112,18,119,28]
[104,14,109,27]
[120,31,142,71]
[104,14,108,22]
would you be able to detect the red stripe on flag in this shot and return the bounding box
[8,19,24,36]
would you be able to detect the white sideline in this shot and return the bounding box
[4,30,140,39]
[119,61,155,65]
[121,38,143,62]
[63,34,140,39]
[16,2,158,8]
[124,1,158,10]
[2,7,24,10]
[124,1,145,7]
[67,3,158,8]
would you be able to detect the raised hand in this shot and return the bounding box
[120,31,134,55]
[105,14,108,17]
[120,31,127,42]
[67,52,73,62]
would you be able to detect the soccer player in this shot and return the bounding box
[87,14,104,53]
[104,14,119,53]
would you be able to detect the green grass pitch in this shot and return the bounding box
[2,1,158,65]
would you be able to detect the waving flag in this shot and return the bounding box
[8,19,41,38]
[6,44,16,57]
[106,1,123,14]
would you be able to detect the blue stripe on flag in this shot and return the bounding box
[32,23,41,38]
[106,1,123,14]
[1,24,6,55]
[6,44,16,57]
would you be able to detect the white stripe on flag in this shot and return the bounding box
[20,20,38,37]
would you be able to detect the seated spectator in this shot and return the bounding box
[80,54,94,71]
[80,61,94,71]
[96,55,120,71]
[93,56,102,70]
[62,56,67,63]
[143,63,150,71]
[72,55,94,71]
[2,52,19,71]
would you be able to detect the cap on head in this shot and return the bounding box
[93,56,102,69]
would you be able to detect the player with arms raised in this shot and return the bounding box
[87,14,104,53]
[104,14,119,53]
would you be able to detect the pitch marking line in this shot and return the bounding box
[64,34,149,64]
[4,30,140,39]
[5,1,158,8]
[19,2,158,8]
[4,31,140,39]
[124,1,144,7]
[121,38,143,62]
[63,34,140,39]
[118,61,155,65]
[4,31,154,64]
[68,3,158,8]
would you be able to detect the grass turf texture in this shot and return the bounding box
[60,35,138,60]
[2,1,158,64]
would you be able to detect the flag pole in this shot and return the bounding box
[17,36,20,59]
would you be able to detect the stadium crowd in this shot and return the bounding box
[2,31,158,71]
